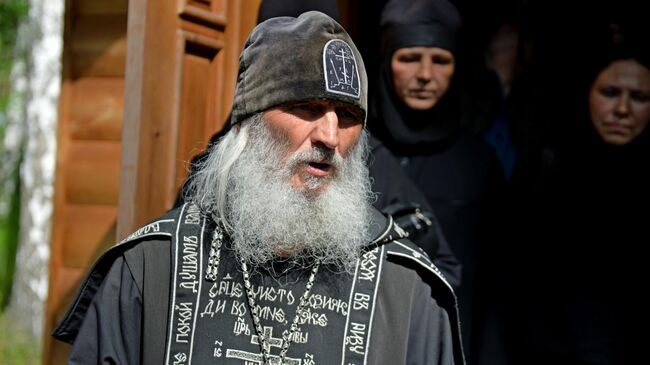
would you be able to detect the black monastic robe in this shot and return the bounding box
[54,204,464,365]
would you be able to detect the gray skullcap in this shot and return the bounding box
[380,0,461,57]
[230,11,367,126]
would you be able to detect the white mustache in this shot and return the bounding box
[287,147,342,172]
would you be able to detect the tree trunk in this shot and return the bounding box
[6,0,64,339]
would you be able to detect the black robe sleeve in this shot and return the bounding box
[406,279,455,365]
[369,259,459,365]
[369,135,462,287]
[68,256,143,365]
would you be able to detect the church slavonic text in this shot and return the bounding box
[173,352,187,365]
[211,280,243,298]
[308,293,348,315]
[179,235,199,292]
[359,248,379,281]
[175,302,194,344]
[127,222,160,241]
[345,322,366,355]
[250,285,295,304]
[352,293,370,311]
[184,204,201,225]
[234,317,252,336]
[283,328,309,344]
[200,299,227,318]
[298,307,328,327]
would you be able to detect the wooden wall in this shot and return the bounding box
[43,0,128,363]
[44,1,260,363]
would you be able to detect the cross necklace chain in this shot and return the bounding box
[205,227,320,365]
[241,258,319,365]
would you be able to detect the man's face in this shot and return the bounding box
[391,46,455,110]
[589,59,650,145]
[263,100,364,192]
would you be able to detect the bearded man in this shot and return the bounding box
[53,11,463,365]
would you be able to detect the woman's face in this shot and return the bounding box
[589,59,650,145]
[391,46,455,111]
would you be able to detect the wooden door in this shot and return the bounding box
[117,0,260,238]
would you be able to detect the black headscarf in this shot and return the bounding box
[369,59,460,153]
[379,0,461,57]
[369,0,462,153]
[567,25,650,152]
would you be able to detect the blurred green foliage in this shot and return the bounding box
[1,0,29,110]
[0,170,20,308]
[1,0,29,310]
[0,311,41,364]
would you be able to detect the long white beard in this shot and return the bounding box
[225,120,374,272]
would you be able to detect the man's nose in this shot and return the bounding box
[312,109,340,150]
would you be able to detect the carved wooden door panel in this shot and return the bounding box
[118,0,260,238]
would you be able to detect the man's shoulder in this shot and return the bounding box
[98,207,183,282]
[368,206,408,244]
[383,239,451,285]
[381,238,456,305]
[118,206,184,244]
[113,203,205,265]
[370,207,454,292]
[52,207,186,344]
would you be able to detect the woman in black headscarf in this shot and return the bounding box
[511,26,650,365]
[368,0,507,363]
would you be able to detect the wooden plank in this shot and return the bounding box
[175,53,211,192]
[52,268,85,324]
[65,141,121,205]
[180,18,225,41]
[61,205,117,269]
[69,78,124,141]
[75,0,128,15]
[218,0,262,125]
[179,2,227,28]
[49,341,72,365]
[118,0,180,239]
[44,1,128,364]
[181,0,227,19]
[71,15,127,53]
[206,41,226,136]
[71,15,127,77]
[45,267,83,365]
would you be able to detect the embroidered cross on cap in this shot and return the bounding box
[323,39,361,98]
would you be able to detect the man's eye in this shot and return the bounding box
[289,104,309,112]
[337,108,362,124]
[288,104,319,114]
